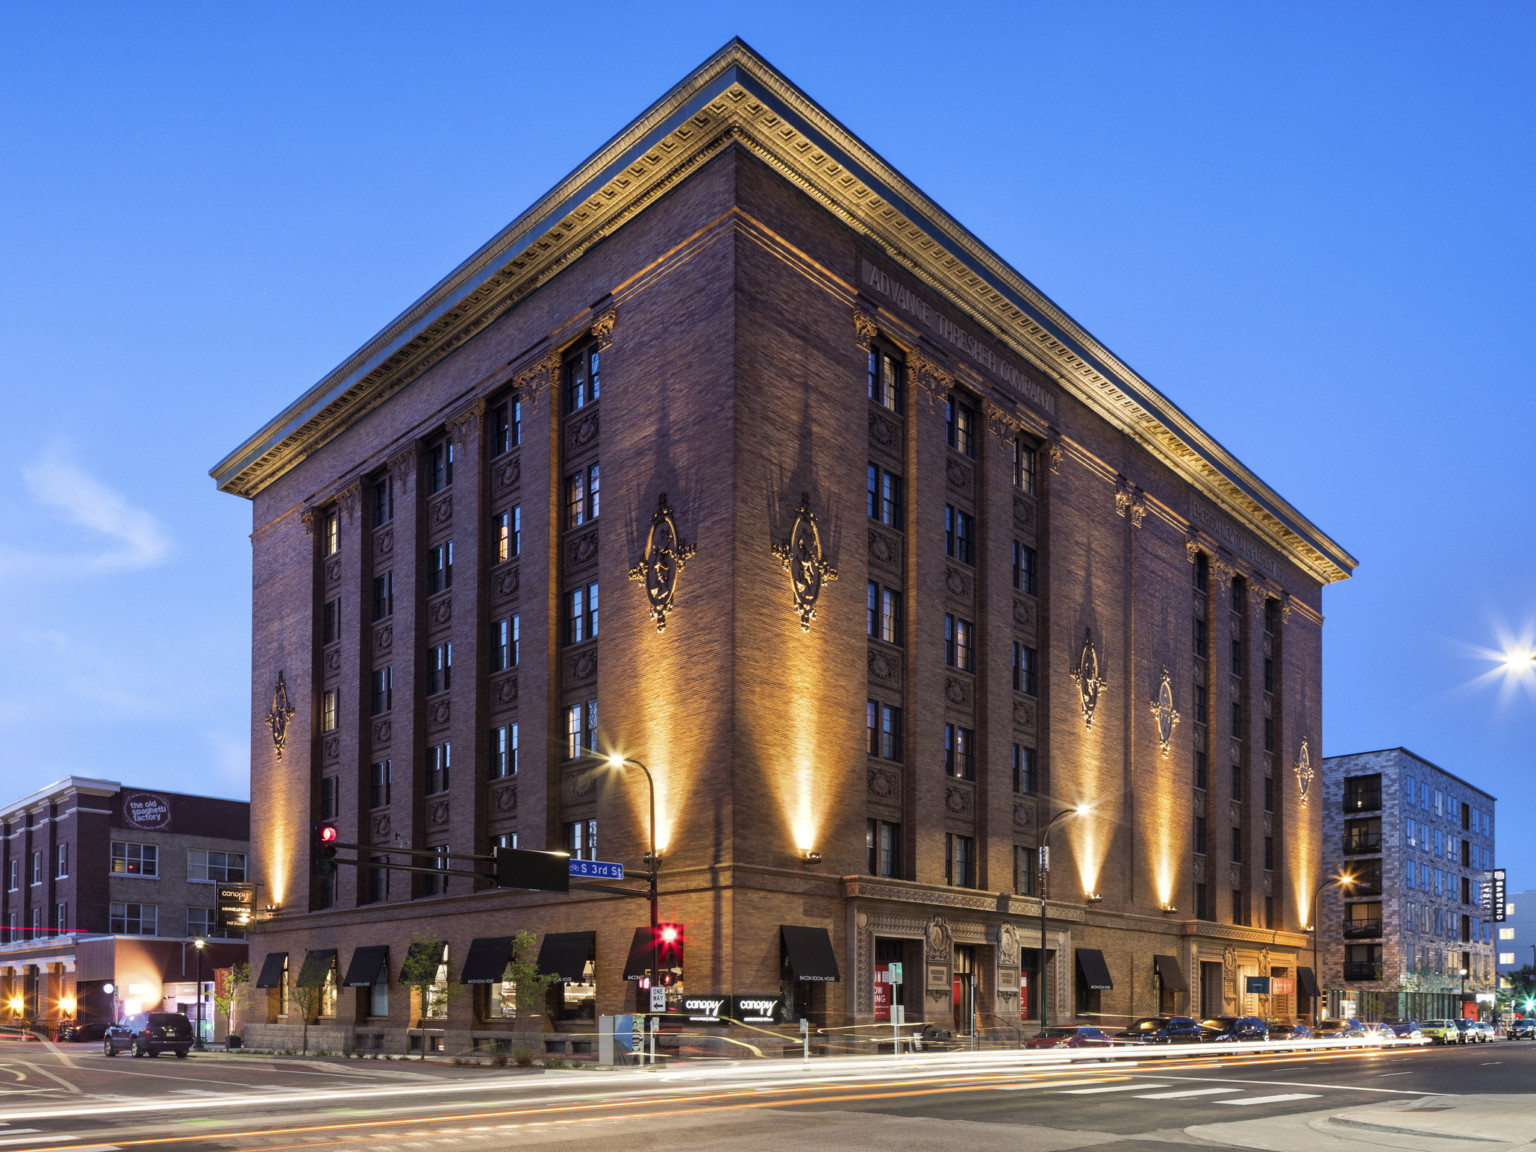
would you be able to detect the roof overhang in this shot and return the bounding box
[211,38,1354,585]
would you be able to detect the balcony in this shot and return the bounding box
[1342,789,1382,813]
[1342,961,1383,982]
[1343,919,1383,939]
[1342,832,1383,856]
[1351,874,1384,896]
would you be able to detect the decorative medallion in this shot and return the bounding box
[492,782,517,812]
[944,677,970,706]
[569,530,599,567]
[374,527,393,557]
[323,736,340,761]
[1295,738,1314,807]
[431,598,452,626]
[372,815,390,838]
[1069,629,1108,730]
[429,700,450,726]
[628,493,696,633]
[868,410,898,450]
[1013,599,1036,630]
[772,493,838,632]
[431,494,452,524]
[324,557,342,584]
[866,766,898,800]
[429,801,449,826]
[1149,668,1180,757]
[494,456,521,492]
[372,718,392,745]
[1013,495,1035,528]
[945,458,972,491]
[570,411,600,448]
[495,566,520,598]
[493,675,518,706]
[264,673,295,760]
[1013,698,1037,730]
[944,567,970,598]
[924,916,952,963]
[1012,801,1035,829]
[373,624,393,651]
[868,648,899,684]
[567,650,598,682]
[944,785,972,815]
[562,767,597,802]
[867,528,897,566]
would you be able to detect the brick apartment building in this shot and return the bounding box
[0,777,249,1036]
[212,40,1356,1054]
[1320,749,1497,1021]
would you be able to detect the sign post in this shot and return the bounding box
[649,985,666,1013]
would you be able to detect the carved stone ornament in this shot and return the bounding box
[772,493,838,631]
[431,494,452,524]
[300,507,317,536]
[998,922,1021,968]
[570,410,599,448]
[446,400,484,451]
[1114,481,1146,528]
[945,457,972,491]
[1013,495,1035,529]
[628,493,696,632]
[372,718,392,745]
[373,624,393,651]
[372,814,390,839]
[494,455,521,492]
[868,528,897,567]
[924,916,952,963]
[429,801,449,827]
[1043,436,1063,472]
[1295,738,1314,808]
[590,306,618,350]
[1013,598,1036,630]
[945,785,973,816]
[493,675,518,706]
[852,307,879,350]
[1068,628,1108,730]
[867,766,898,800]
[374,527,393,557]
[945,677,970,706]
[562,766,597,802]
[868,410,899,451]
[907,349,952,411]
[1185,536,1201,564]
[492,782,517,812]
[337,480,361,524]
[1149,668,1180,757]
[429,700,450,726]
[1013,801,1035,829]
[568,650,598,682]
[323,735,339,761]
[511,349,560,413]
[868,647,900,684]
[495,566,520,599]
[264,672,296,760]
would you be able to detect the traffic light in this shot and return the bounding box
[313,823,339,875]
[491,846,570,892]
[656,923,683,986]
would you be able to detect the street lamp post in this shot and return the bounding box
[1037,806,1088,1036]
[192,938,206,1050]
[1460,967,1469,1019]
[605,756,659,1012]
[1310,872,1355,1024]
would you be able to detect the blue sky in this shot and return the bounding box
[2,3,1532,879]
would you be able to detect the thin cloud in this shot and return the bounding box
[0,453,171,574]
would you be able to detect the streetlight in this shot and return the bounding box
[1036,805,1090,1035]
[192,938,207,1050]
[1309,872,1355,1024]
[1460,967,1469,1018]
[603,755,660,1011]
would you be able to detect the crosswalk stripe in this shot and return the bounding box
[1061,1083,1169,1094]
[1135,1087,1242,1099]
[1217,1093,1322,1106]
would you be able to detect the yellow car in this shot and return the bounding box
[1419,1019,1461,1045]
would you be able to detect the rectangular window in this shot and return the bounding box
[1405,775,1416,806]
[492,615,520,671]
[1263,658,1274,692]
[1012,744,1037,794]
[110,842,158,877]
[1230,580,1245,614]
[566,583,599,644]
[1194,685,1207,724]
[108,902,157,935]
[564,700,597,760]
[563,819,598,861]
[945,615,974,671]
[1194,619,1207,658]
[489,724,518,779]
[319,775,338,820]
[1232,889,1245,926]
[1231,763,1243,800]
[1231,701,1242,734]
[321,688,339,732]
[427,541,454,594]
[867,464,903,529]
[187,849,246,883]
[1014,845,1036,895]
[55,902,67,934]
[867,345,903,413]
[1231,826,1242,862]
[1196,882,1209,920]
[371,572,393,621]
[944,506,975,565]
[1013,541,1038,596]
[1264,836,1274,870]
[370,760,391,808]
[565,463,600,527]
[1264,775,1274,812]
[1013,438,1037,495]
[1194,552,1208,591]
[565,343,600,412]
[427,643,452,695]
[55,843,68,879]
[426,743,451,794]
[371,665,393,715]
[427,440,454,494]
[946,395,976,458]
[1264,597,1279,634]
[944,723,975,780]
[1265,896,1274,930]
[7,860,16,891]
[1194,816,1207,855]
[866,701,903,762]
[371,477,393,527]
[1194,750,1208,790]
[491,399,521,456]
[866,820,901,878]
[945,833,976,888]
[323,509,339,556]
[322,598,341,645]
[1013,643,1038,695]
[1263,717,1274,752]
[1231,638,1243,676]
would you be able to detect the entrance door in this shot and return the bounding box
[953,945,976,1034]
[1200,961,1224,1017]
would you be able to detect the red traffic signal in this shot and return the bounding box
[655,923,683,985]
[317,824,339,845]
[313,823,339,875]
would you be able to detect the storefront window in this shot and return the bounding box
[424,959,449,1019]
[562,959,596,1020]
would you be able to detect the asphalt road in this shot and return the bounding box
[1,1034,1533,1152]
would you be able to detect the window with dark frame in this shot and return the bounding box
[1194,551,1208,591]
[1195,750,1208,790]
[1232,888,1245,926]
[322,597,341,645]
[322,509,339,556]
[426,742,451,794]
[369,760,391,809]
[564,343,600,412]
[1264,836,1274,870]
[563,818,598,861]
[321,689,338,733]
[1264,775,1274,812]
[1194,619,1207,658]
[1264,657,1274,692]
[491,399,521,457]
[1014,845,1036,895]
[1194,816,1207,855]
[427,643,452,695]
[1013,437,1037,494]
[1231,826,1242,862]
[564,700,597,760]
[866,464,903,529]
[492,614,519,671]
[867,344,903,413]
[1231,701,1241,734]
[319,775,338,820]
[489,724,518,779]
[371,477,393,527]
[866,700,902,762]
[427,441,454,494]
[427,541,454,594]
[1194,684,1207,724]
[1231,763,1242,801]
[945,394,976,458]
[371,666,392,715]
[372,573,393,621]
[1265,597,1280,634]
[1013,643,1038,695]
[866,820,901,878]
[1231,638,1243,676]
[945,833,976,888]
[1264,718,1274,752]
[1013,541,1037,595]
[565,583,599,645]
[1013,744,1037,794]
[944,723,974,780]
[1196,882,1209,920]
[944,505,975,565]
[944,614,974,671]
[565,463,600,528]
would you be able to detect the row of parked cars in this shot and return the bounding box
[1023,1014,1521,1049]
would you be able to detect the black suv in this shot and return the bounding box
[105,1012,193,1058]
[1117,1015,1203,1044]
[1199,1016,1268,1042]
[1508,1018,1536,1041]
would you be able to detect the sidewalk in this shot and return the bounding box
[1187,1094,1536,1151]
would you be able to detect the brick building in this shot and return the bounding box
[212,40,1356,1054]
[1319,749,1497,1021]
[0,777,249,1036]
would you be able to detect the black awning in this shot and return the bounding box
[296,949,337,989]
[623,927,653,980]
[1298,966,1320,996]
[1076,948,1113,991]
[536,931,595,983]
[254,952,288,989]
[399,940,446,982]
[342,946,389,988]
[781,925,840,982]
[1152,954,1187,993]
[459,937,516,985]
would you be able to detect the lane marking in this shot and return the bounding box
[1152,1074,1447,1096]
[1480,1062,1500,1065]
[1218,1093,1322,1106]
[1061,1084,1169,1094]
[0,1138,79,1147]
[1376,1072,1412,1077]
[1135,1088,1242,1099]
[994,1079,1111,1091]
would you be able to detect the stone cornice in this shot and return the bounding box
[210,38,1355,586]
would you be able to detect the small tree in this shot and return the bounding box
[400,931,464,1059]
[212,963,250,1043]
[505,929,560,1020]
[289,978,322,1056]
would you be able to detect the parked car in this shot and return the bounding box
[1507,1018,1536,1040]
[1023,1026,1114,1049]
[1199,1016,1268,1042]
[56,1021,110,1043]
[1470,1021,1496,1043]
[104,1012,193,1058]
[1361,1022,1409,1045]
[1266,1021,1314,1042]
[1450,1019,1483,1044]
[1387,1022,1424,1044]
[1116,1016,1203,1044]
[1313,1017,1365,1040]
[1419,1019,1461,1045]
